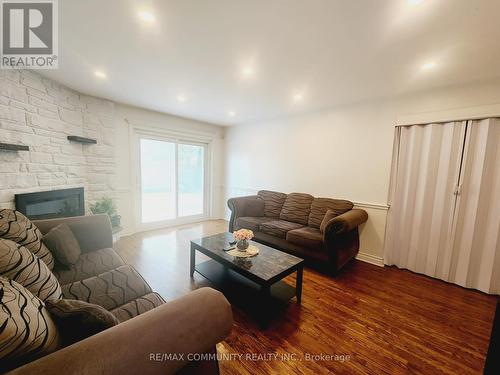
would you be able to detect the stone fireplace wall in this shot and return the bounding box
[0,70,116,211]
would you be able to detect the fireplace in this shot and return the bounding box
[15,187,85,220]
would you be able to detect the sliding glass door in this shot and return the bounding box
[139,136,207,226]
[178,144,205,217]
[140,138,176,223]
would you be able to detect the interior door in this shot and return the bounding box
[449,118,500,292]
[384,121,466,275]
[384,118,500,293]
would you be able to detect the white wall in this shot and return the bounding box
[5,69,498,257]
[0,70,225,236]
[0,70,115,211]
[223,79,500,264]
[113,104,225,235]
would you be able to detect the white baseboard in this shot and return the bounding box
[119,220,385,268]
[355,251,384,267]
[120,229,134,237]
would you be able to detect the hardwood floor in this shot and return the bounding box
[115,220,496,375]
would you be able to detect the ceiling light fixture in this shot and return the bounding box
[408,0,424,5]
[241,66,254,78]
[228,111,236,117]
[94,70,107,79]
[138,10,155,23]
[421,61,436,71]
[292,92,304,102]
[177,95,187,102]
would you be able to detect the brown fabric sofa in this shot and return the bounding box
[228,190,368,273]
[6,214,232,375]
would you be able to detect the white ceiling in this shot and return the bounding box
[41,0,500,126]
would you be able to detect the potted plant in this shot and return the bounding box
[89,197,121,230]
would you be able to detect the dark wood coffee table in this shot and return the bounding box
[190,232,304,313]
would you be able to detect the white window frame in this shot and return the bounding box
[130,124,213,232]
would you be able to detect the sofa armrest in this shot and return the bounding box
[323,209,368,237]
[8,287,233,375]
[227,195,265,232]
[33,214,113,253]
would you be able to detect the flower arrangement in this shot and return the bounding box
[233,229,254,241]
[233,229,254,251]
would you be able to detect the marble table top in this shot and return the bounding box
[191,232,304,282]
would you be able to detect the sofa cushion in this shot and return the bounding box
[0,277,60,372]
[244,197,266,217]
[258,190,287,217]
[46,298,119,346]
[111,292,165,322]
[54,247,125,285]
[235,216,274,232]
[259,220,304,239]
[61,265,152,310]
[308,198,354,229]
[287,227,323,249]
[279,193,314,225]
[0,239,62,302]
[0,209,55,270]
[43,223,82,266]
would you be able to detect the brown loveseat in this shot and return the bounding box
[5,214,232,375]
[228,191,368,273]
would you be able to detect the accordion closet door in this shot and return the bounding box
[384,118,500,294]
[449,118,500,293]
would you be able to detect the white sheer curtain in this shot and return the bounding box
[384,118,500,294]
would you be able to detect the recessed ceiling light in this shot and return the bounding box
[241,66,254,78]
[177,95,187,103]
[421,61,436,70]
[408,0,424,5]
[292,92,304,102]
[228,111,236,117]
[138,11,155,23]
[94,71,107,79]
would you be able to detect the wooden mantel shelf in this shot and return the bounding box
[67,136,97,144]
[0,142,30,151]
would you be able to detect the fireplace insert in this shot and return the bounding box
[15,187,85,220]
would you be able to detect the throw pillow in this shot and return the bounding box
[46,299,119,346]
[0,277,60,372]
[0,209,55,270]
[0,239,63,302]
[43,224,82,266]
[320,209,338,233]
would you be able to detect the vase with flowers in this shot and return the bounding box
[233,229,254,251]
